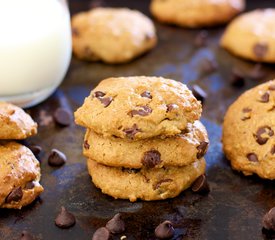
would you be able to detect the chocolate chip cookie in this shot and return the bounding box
[0,102,37,139]
[84,121,209,168]
[150,0,245,28]
[72,8,157,64]
[221,9,275,63]
[75,76,202,140]
[0,142,44,209]
[222,80,275,179]
[87,158,206,202]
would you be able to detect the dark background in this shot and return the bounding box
[1,0,275,239]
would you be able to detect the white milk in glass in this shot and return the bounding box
[0,0,72,107]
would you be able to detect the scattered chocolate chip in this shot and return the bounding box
[155,220,175,239]
[123,124,141,139]
[55,206,76,229]
[94,91,106,98]
[246,153,258,162]
[200,58,217,74]
[253,43,268,58]
[99,97,113,107]
[141,91,152,99]
[166,103,178,112]
[192,85,207,104]
[142,150,162,168]
[129,106,152,117]
[72,27,79,37]
[106,213,125,234]
[196,141,209,159]
[242,107,252,113]
[5,187,23,203]
[83,140,90,150]
[54,108,72,127]
[259,92,270,103]
[269,85,275,91]
[194,30,208,47]
[20,230,35,240]
[230,68,245,88]
[92,227,110,240]
[25,181,35,190]
[29,145,42,157]
[121,167,140,174]
[191,174,210,194]
[48,149,67,167]
[248,64,266,80]
[263,207,275,231]
[271,146,275,155]
[255,126,274,145]
[153,179,173,190]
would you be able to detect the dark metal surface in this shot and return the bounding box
[1,0,275,239]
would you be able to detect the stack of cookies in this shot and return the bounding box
[75,76,209,202]
[0,102,43,209]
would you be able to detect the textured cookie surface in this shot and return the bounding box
[222,80,275,179]
[72,7,157,63]
[0,102,37,139]
[87,158,206,202]
[150,0,245,28]
[84,121,209,168]
[75,76,201,140]
[221,9,275,63]
[0,142,43,209]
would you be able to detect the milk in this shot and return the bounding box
[0,0,72,107]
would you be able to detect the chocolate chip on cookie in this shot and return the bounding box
[83,140,90,150]
[166,103,178,112]
[129,106,152,117]
[55,206,76,229]
[5,187,23,203]
[142,150,161,168]
[154,220,175,239]
[191,174,210,194]
[25,181,35,190]
[197,141,208,159]
[259,92,270,103]
[92,227,110,240]
[271,146,275,155]
[253,43,268,58]
[106,213,125,234]
[246,153,258,162]
[123,124,141,139]
[99,97,113,107]
[140,91,152,99]
[153,179,173,190]
[254,126,274,145]
[94,91,106,98]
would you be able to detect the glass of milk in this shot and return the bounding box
[0,0,72,107]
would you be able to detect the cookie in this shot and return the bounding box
[84,121,209,168]
[221,9,275,63]
[75,76,202,140]
[71,8,157,64]
[0,102,37,140]
[87,158,206,202]
[0,142,44,209]
[222,80,275,179]
[150,0,245,28]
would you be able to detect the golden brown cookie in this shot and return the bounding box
[221,9,275,63]
[0,102,37,140]
[87,158,206,202]
[222,80,275,179]
[0,142,44,209]
[71,8,157,64]
[84,121,209,168]
[75,76,202,140]
[150,0,245,28]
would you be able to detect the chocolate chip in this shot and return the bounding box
[263,207,275,231]
[242,108,252,113]
[142,150,161,168]
[94,91,106,98]
[92,227,110,240]
[230,68,245,88]
[191,174,210,194]
[84,140,90,150]
[106,213,125,234]
[246,153,258,162]
[54,108,72,127]
[48,149,67,167]
[192,85,207,104]
[72,27,79,37]
[129,106,152,117]
[248,64,266,80]
[153,179,173,190]
[194,30,208,47]
[123,124,141,139]
[5,187,23,203]
[55,206,76,229]
[25,181,35,190]
[29,145,42,157]
[253,43,268,58]
[99,97,113,107]
[20,230,35,240]
[155,220,175,239]
[259,92,270,103]
[269,85,275,91]
[166,103,178,112]
[121,167,140,174]
[197,141,209,159]
[200,58,217,74]
[255,126,274,145]
[271,146,275,155]
[140,91,152,99]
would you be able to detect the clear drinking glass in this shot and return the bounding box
[0,0,72,107]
